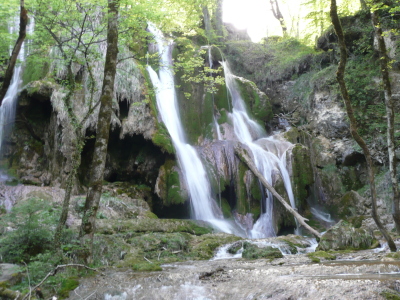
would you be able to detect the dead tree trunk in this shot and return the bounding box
[330,0,396,251]
[79,0,119,262]
[234,144,321,239]
[371,9,400,234]
[270,0,287,36]
[0,0,28,105]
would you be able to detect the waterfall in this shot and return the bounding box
[0,17,34,154]
[222,62,296,238]
[146,24,242,235]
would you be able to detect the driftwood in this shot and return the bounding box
[234,144,321,239]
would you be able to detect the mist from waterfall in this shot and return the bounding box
[222,62,296,238]
[146,24,242,236]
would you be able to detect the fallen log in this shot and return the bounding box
[234,143,321,239]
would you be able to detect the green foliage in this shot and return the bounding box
[174,38,225,98]
[344,56,385,136]
[58,277,80,299]
[0,198,59,263]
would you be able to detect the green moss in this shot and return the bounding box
[190,233,241,260]
[381,290,400,300]
[235,162,249,215]
[143,211,158,219]
[58,277,79,299]
[291,144,314,209]
[220,198,233,218]
[235,78,273,124]
[227,242,242,254]
[307,251,336,263]
[346,215,365,228]
[242,242,283,260]
[214,83,229,111]
[385,252,400,260]
[156,159,187,206]
[151,125,174,154]
[131,262,162,272]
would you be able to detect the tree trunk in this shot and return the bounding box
[270,0,287,36]
[330,0,396,252]
[234,144,321,239]
[371,9,400,234]
[0,0,28,105]
[53,134,83,249]
[79,0,119,262]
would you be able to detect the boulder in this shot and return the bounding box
[317,220,375,251]
[242,242,283,260]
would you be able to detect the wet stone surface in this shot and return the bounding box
[72,245,400,300]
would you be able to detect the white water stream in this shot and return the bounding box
[146,24,241,235]
[0,17,34,154]
[146,24,297,238]
[223,62,296,238]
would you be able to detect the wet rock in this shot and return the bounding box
[317,220,375,251]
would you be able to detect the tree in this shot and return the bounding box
[371,2,400,234]
[79,0,119,262]
[0,0,28,105]
[31,0,107,249]
[329,0,396,251]
[270,0,287,35]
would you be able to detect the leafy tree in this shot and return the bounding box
[370,0,400,234]
[0,198,58,262]
[30,0,109,249]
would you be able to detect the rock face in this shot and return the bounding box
[317,220,376,251]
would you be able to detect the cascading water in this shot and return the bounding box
[0,17,34,154]
[222,62,297,238]
[146,24,242,235]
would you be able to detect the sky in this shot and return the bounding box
[222,0,360,42]
[222,0,305,42]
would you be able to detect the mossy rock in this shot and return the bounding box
[190,233,242,260]
[155,159,188,206]
[227,241,243,254]
[307,251,336,263]
[291,144,314,208]
[317,220,375,251]
[151,124,174,154]
[235,77,273,124]
[96,219,213,236]
[241,242,283,260]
